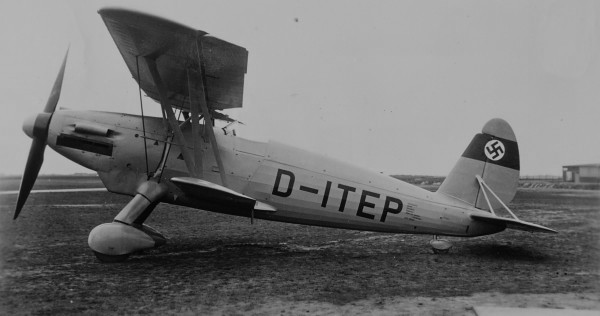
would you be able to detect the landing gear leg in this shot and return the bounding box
[88,181,168,262]
[429,235,452,254]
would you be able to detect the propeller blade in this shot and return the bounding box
[43,49,69,113]
[14,138,46,219]
[14,48,68,219]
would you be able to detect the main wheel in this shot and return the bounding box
[93,251,130,263]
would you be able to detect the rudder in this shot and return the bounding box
[437,118,520,210]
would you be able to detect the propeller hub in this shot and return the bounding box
[22,113,52,140]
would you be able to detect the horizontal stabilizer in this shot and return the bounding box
[171,177,276,212]
[471,213,557,234]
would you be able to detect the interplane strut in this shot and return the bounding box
[192,38,229,187]
[186,69,204,178]
[143,55,229,187]
[143,57,199,178]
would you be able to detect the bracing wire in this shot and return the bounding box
[136,56,150,179]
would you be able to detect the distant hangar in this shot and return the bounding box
[562,164,600,183]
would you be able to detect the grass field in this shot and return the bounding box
[0,175,598,315]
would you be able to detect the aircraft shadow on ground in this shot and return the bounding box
[463,243,550,261]
[119,238,552,268]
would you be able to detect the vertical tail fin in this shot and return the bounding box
[437,118,520,210]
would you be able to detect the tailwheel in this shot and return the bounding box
[93,251,130,263]
[429,235,452,254]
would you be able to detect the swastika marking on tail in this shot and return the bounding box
[484,140,505,161]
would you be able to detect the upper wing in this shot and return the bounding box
[471,213,557,233]
[98,8,248,112]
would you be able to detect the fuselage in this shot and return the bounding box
[45,110,504,237]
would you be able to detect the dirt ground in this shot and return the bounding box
[0,176,598,315]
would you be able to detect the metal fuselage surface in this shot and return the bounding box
[47,110,503,237]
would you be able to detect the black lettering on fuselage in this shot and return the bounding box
[271,169,404,223]
[321,181,332,207]
[356,190,379,220]
[337,184,356,212]
[381,196,403,222]
[299,185,319,194]
[272,169,295,197]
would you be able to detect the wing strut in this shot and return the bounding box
[143,57,199,178]
[186,69,204,178]
[186,63,229,187]
[135,56,150,178]
[192,39,227,187]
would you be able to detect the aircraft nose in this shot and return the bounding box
[22,113,52,139]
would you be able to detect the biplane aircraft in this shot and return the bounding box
[15,8,556,262]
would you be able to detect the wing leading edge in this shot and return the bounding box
[98,8,248,113]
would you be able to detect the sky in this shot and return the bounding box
[1,0,599,177]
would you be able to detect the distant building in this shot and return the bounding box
[562,164,600,183]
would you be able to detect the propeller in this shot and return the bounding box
[14,50,69,220]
